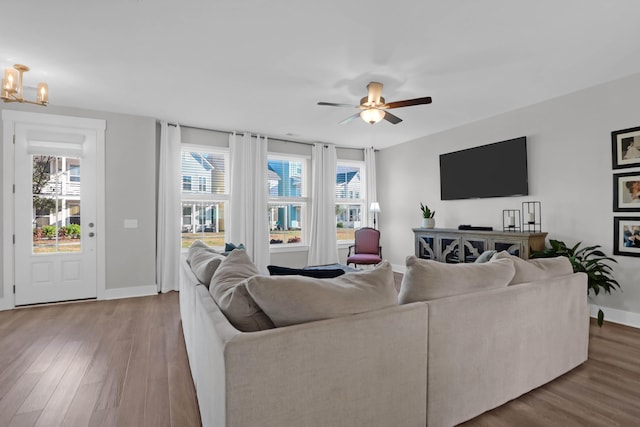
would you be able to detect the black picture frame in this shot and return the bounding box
[613,172,640,212]
[612,126,640,169]
[613,217,640,257]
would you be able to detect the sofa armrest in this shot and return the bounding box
[220,302,429,427]
[425,272,589,427]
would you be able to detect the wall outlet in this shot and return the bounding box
[124,219,138,229]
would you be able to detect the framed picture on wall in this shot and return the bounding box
[613,172,640,211]
[612,126,640,169]
[613,217,640,257]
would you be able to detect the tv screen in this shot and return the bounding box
[439,137,528,200]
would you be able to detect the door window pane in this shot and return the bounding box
[32,155,81,254]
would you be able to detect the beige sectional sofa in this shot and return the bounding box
[179,247,589,427]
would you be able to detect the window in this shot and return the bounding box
[180,147,229,249]
[268,156,308,246]
[182,175,192,191]
[335,162,365,242]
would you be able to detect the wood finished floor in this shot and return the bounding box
[0,292,199,427]
[1,287,640,426]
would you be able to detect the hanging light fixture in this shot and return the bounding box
[360,108,385,124]
[2,64,48,106]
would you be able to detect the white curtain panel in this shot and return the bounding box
[156,121,182,293]
[364,146,378,228]
[229,132,270,273]
[308,143,339,266]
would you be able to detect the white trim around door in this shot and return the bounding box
[2,109,106,309]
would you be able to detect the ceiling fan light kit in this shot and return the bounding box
[2,64,48,106]
[318,81,431,125]
[360,108,385,124]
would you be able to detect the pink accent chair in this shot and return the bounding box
[347,227,382,267]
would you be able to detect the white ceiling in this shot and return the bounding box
[3,1,640,149]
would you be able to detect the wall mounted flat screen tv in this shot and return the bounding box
[440,136,528,200]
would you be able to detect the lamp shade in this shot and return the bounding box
[369,202,380,213]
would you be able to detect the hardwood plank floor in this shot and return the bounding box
[1,290,639,426]
[0,293,200,427]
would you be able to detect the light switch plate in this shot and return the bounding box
[124,219,138,229]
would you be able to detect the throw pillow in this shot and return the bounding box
[209,250,275,332]
[474,250,497,263]
[187,240,221,265]
[246,261,398,327]
[224,242,246,255]
[490,251,573,285]
[267,265,345,278]
[398,256,515,304]
[188,249,226,286]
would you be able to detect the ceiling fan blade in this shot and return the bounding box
[318,102,360,108]
[382,96,432,109]
[338,112,362,125]
[382,110,403,125]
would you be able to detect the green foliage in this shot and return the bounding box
[337,222,344,228]
[420,202,435,219]
[41,225,57,239]
[531,239,620,327]
[64,224,81,238]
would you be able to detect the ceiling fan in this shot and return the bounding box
[317,81,432,125]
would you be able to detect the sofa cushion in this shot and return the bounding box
[189,250,226,286]
[246,261,398,327]
[398,256,515,304]
[186,240,220,264]
[267,265,345,278]
[490,251,573,285]
[474,250,497,263]
[209,250,275,332]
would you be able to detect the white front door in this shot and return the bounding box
[11,117,103,305]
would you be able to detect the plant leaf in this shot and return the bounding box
[597,309,604,327]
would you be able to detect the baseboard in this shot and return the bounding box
[103,284,158,300]
[391,263,406,274]
[590,304,640,329]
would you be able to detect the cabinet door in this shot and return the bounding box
[492,239,524,258]
[416,235,437,260]
[439,236,461,263]
[462,238,487,263]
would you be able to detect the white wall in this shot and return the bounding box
[1,103,156,299]
[377,71,640,316]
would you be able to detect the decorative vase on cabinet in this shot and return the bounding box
[422,218,435,228]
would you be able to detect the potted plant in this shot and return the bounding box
[420,203,436,228]
[530,239,620,327]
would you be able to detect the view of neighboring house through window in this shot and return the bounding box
[32,155,82,254]
[335,162,365,242]
[180,147,228,249]
[268,156,308,245]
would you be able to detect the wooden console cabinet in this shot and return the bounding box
[412,228,547,263]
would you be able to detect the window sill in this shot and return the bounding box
[269,244,310,253]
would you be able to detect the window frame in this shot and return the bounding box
[267,153,310,249]
[335,159,366,243]
[180,144,230,250]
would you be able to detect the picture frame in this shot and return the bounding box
[613,217,640,257]
[612,126,640,169]
[613,172,640,212]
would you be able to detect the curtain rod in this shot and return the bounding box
[166,122,369,151]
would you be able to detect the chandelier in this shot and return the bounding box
[2,64,48,106]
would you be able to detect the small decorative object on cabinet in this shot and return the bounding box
[502,209,521,232]
[420,202,435,228]
[522,201,541,232]
[413,228,547,263]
